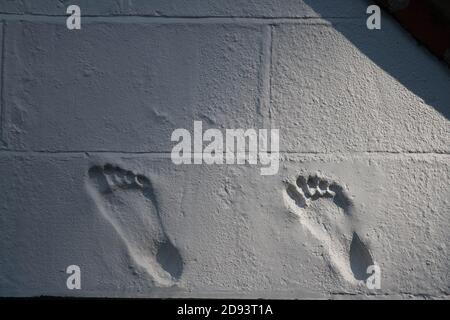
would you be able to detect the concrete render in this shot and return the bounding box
[0,1,449,298]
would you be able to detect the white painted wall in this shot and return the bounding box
[0,1,449,298]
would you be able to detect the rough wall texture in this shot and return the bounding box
[0,0,449,298]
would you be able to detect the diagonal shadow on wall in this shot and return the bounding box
[303,0,450,120]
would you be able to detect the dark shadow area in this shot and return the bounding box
[304,0,450,120]
[88,165,112,194]
[349,232,374,281]
[286,183,307,208]
[156,240,184,280]
[328,183,353,214]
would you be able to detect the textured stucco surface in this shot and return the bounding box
[0,0,449,298]
[3,21,263,151]
[0,0,368,17]
[271,21,450,153]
